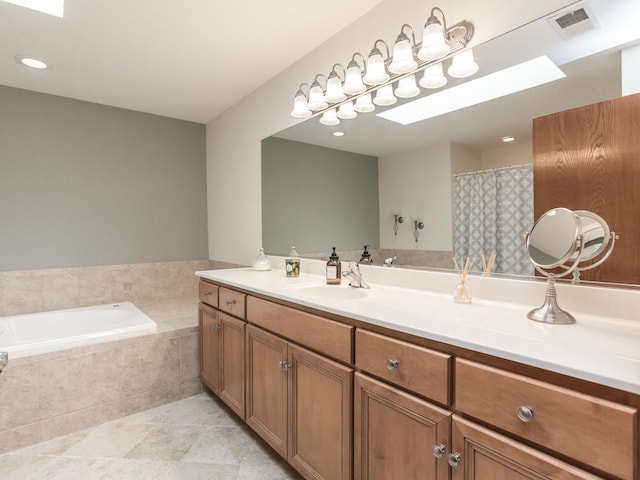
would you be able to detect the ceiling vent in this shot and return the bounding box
[547,2,600,40]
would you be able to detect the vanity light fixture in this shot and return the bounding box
[290,5,475,125]
[332,131,345,137]
[374,84,397,106]
[337,101,357,119]
[395,74,421,98]
[501,135,516,143]
[319,108,340,126]
[308,74,329,111]
[354,93,375,113]
[290,83,312,118]
[389,25,419,74]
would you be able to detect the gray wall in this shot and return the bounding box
[0,86,208,271]
[262,137,379,256]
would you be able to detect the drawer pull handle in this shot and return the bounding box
[516,405,534,423]
[432,444,446,459]
[447,452,462,468]
[202,291,212,297]
[225,299,236,306]
[386,359,399,370]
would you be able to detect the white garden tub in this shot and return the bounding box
[0,302,157,359]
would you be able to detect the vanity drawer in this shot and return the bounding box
[219,287,246,318]
[455,359,637,480]
[246,296,353,364]
[355,329,451,406]
[199,281,218,308]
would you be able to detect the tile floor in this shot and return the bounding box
[0,392,301,479]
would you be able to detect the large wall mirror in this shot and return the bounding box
[262,0,640,284]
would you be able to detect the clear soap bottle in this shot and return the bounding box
[326,247,341,285]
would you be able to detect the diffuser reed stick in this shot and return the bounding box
[453,256,474,303]
[481,253,496,275]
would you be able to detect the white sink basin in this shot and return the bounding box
[286,284,369,301]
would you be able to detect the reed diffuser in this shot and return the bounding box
[453,257,474,303]
[481,253,496,276]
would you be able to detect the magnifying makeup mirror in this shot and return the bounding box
[525,208,617,324]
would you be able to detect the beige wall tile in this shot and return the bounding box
[38,354,95,419]
[1,270,45,316]
[180,379,202,398]
[0,364,39,431]
[0,423,40,455]
[180,333,199,381]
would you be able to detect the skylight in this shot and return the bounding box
[377,56,566,125]
[2,0,64,17]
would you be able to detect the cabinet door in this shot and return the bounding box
[288,343,353,480]
[219,312,246,419]
[450,415,603,480]
[198,303,219,394]
[245,325,288,458]
[354,372,451,480]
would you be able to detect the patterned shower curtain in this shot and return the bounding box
[453,165,534,276]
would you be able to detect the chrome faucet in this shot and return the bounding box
[383,256,397,267]
[342,261,370,289]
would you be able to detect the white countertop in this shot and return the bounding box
[197,265,640,395]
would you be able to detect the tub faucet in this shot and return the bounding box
[0,352,8,373]
[383,256,397,267]
[342,262,370,289]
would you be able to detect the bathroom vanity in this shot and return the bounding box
[197,266,639,480]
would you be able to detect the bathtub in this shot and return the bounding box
[0,302,157,360]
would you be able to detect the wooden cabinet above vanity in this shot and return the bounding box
[197,273,640,480]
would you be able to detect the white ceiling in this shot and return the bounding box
[0,0,385,123]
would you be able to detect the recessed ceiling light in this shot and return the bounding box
[501,136,516,143]
[1,0,64,17]
[377,56,566,125]
[332,131,345,137]
[16,56,49,69]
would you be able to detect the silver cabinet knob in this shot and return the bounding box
[278,361,292,371]
[516,405,534,423]
[211,324,221,332]
[432,444,446,459]
[386,359,399,370]
[447,452,462,468]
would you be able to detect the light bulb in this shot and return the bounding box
[419,63,447,89]
[373,85,397,106]
[354,93,375,113]
[394,75,420,98]
[319,109,340,126]
[448,49,479,78]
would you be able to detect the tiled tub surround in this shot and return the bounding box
[0,260,213,317]
[0,297,201,455]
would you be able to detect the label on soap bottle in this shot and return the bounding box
[327,265,337,279]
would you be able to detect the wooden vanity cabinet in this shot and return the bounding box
[246,301,354,480]
[199,302,220,393]
[354,372,451,480]
[450,415,603,480]
[199,281,639,480]
[198,281,246,419]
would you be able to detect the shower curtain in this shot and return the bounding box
[453,165,534,276]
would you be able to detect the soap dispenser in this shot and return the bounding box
[360,245,373,264]
[326,247,341,285]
